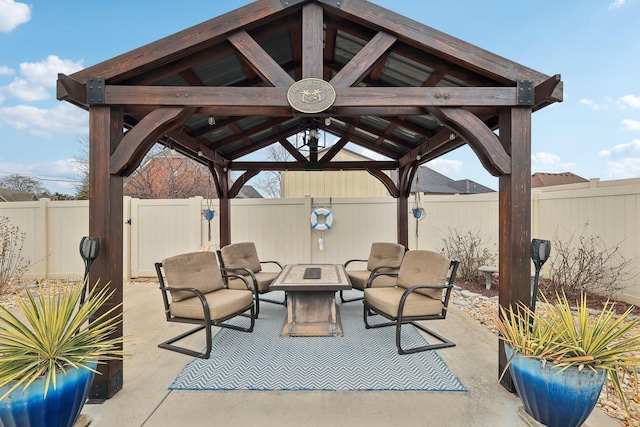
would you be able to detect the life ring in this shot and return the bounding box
[310,208,333,231]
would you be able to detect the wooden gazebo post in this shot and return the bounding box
[87,105,124,399]
[497,107,533,391]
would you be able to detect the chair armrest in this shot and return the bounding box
[370,264,401,274]
[344,258,368,268]
[260,260,283,269]
[366,269,399,288]
[161,286,211,322]
[220,270,254,292]
[400,283,454,301]
[220,267,259,299]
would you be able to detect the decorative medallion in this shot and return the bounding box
[287,78,336,114]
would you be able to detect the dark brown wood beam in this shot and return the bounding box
[56,73,85,105]
[368,168,399,197]
[535,74,563,106]
[320,0,555,87]
[110,107,195,175]
[278,137,309,163]
[498,107,532,391]
[330,31,397,87]
[302,3,324,79]
[70,0,290,84]
[230,160,397,171]
[88,106,124,399]
[428,107,511,176]
[228,30,295,87]
[99,85,524,108]
[319,136,348,162]
[229,170,260,198]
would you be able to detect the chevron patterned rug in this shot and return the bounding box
[170,291,466,391]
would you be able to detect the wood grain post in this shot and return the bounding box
[498,107,532,392]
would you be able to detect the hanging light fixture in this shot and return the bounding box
[208,115,216,126]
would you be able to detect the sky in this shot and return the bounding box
[1,0,639,195]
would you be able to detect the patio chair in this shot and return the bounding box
[155,251,256,359]
[217,242,284,317]
[363,250,459,355]
[340,242,406,303]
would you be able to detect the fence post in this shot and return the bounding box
[36,198,50,278]
[123,197,132,281]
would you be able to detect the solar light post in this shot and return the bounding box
[79,236,101,306]
[530,238,551,312]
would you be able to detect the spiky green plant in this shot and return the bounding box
[491,291,640,411]
[0,281,125,400]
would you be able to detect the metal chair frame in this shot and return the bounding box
[363,260,459,355]
[155,262,256,359]
[216,249,284,317]
[339,259,402,303]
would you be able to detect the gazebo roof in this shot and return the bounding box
[57,0,561,197]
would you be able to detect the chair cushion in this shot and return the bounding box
[220,242,262,273]
[364,287,443,317]
[348,270,397,290]
[397,250,451,299]
[170,288,253,320]
[367,242,405,271]
[163,252,224,302]
[227,271,278,293]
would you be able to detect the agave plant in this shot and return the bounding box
[492,291,640,411]
[0,281,125,400]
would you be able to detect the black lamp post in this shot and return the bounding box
[530,238,551,312]
[79,236,101,306]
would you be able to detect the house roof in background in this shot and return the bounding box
[0,188,38,202]
[531,172,588,188]
[391,166,494,195]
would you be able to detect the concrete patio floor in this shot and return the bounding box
[78,281,619,427]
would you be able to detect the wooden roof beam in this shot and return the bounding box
[302,3,324,79]
[330,31,397,87]
[428,107,511,176]
[229,30,295,87]
[110,106,196,175]
[97,85,527,108]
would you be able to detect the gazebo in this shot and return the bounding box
[57,0,562,399]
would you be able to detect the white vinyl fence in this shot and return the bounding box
[2,178,639,305]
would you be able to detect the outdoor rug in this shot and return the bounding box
[169,291,466,391]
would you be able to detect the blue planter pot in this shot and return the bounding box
[0,363,96,427]
[505,344,606,427]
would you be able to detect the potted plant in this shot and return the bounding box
[0,281,124,427]
[492,291,640,427]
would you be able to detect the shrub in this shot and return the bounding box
[544,223,637,298]
[0,216,31,293]
[440,228,496,282]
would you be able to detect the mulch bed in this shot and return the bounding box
[457,278,640,317]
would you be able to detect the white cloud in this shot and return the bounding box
[617,94,640,109]
[427,158,462,174]
[531,152,575,171]
[20,55,84,88]
[621,119,640,131]
[609,0,627,8]
[0,56,84,103]
[532,152,559,165]
[0,103,88,137]
[2,78,50,101]
[579,98,609,110]
[0,65,14,76]
[599,139,640,180]
[603,158,640,179]
[598,139,640,158]
[0,0,31,32]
